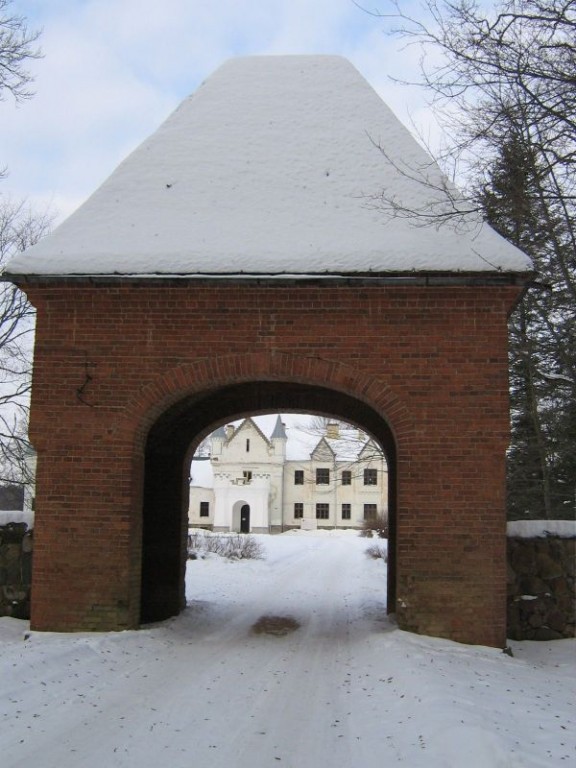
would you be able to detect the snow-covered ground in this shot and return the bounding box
[1,531,574,767]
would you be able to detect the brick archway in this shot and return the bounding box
[135,376,404,624]
[123,353,408,626]
[22,281,521,646]
[124,351,412,448]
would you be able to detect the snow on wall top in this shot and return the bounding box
[507,520,576,539]
[5,56,532,278]
[0,511,34,527]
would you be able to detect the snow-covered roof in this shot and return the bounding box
[310,436,381,463]
[225,417,272,448]
[5,55,533,280]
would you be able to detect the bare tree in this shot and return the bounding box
[0,0,41,104]
[294,416,388,484]
[363,0,576,518]
[0,200,51,485]
[0,3,46,487]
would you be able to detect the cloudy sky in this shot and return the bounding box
[1,0,441,225]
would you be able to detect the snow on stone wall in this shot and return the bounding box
[0,511,34,527]
[507,520,576,539]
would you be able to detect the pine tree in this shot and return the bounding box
[476,131,550,517]
[478,125,575,519]
[377,0,576,519]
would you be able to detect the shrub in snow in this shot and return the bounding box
[365,543,388,561]
[222,534,265,560]
[201,533,230,557]
[359,515,389,539]
[188,531,264,560]
[187,530,205,557]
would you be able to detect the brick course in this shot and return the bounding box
[24,282,521,646]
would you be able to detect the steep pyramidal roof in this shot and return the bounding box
[270,416,287,440]
[5,55,532,279]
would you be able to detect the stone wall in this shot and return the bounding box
[2,519,574,642]
[0,523,33,619]
[507,534,575,640]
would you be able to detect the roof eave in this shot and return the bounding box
[2,270,537,288]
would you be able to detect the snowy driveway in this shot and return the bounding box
[1,532,574,767]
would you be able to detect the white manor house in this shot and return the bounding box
[188,417,388,533]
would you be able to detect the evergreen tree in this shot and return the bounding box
[477,131,552,517]
[378,0,576,518]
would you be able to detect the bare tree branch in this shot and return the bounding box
[0,198,52,485]
[360,0,576,518]
[0,0,42,103]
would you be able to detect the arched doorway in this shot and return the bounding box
[239,504,250,533]
[140,381,397,624]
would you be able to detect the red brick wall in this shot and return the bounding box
[25,282,521,646]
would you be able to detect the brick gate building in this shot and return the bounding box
[4,56,531,646]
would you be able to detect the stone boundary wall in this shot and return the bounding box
[507,523,575,641]
[2,518,574,641]
[0,522,33,619]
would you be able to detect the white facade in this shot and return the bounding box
[189,418,388,533]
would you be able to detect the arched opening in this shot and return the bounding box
[140,381,397,624]
[239,504,250,533]
[236,502,251,533]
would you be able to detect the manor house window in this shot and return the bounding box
[341,470,351,485]
[200,501,210,517]
[364,468,378,485]
[316,503,329,519]
[316,468,330,485]
[364,503,377,521]
[341,503,351,520]
[294,470,304,485]
[294,503,304,519]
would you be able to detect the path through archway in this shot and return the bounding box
[140,381,397,624]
